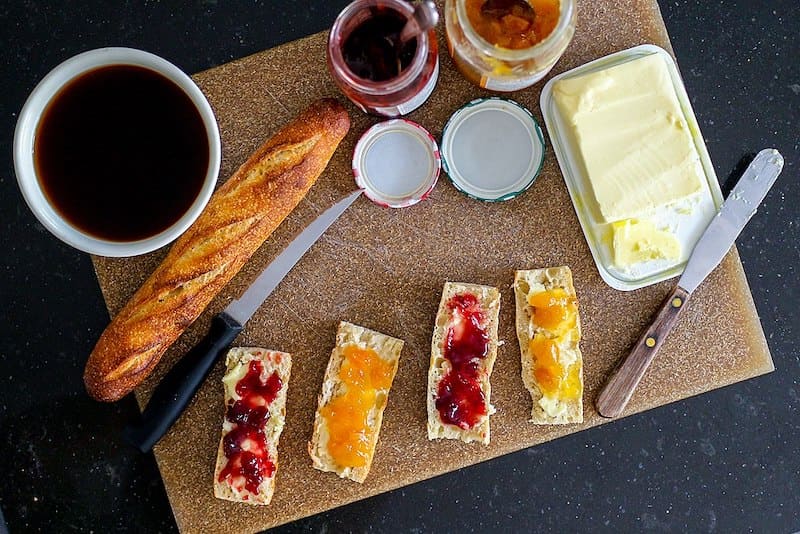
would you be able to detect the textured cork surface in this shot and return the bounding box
[91,1,773,532]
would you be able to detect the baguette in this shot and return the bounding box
[514,267,584,424]
[213,348,291,505]
[427,282,501,445]
[84,99,350,401]
[308,322,403,483]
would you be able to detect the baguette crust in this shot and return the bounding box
[427,282,501,445]
[213,348,291,505]
[514,267,584,424]
[308,322,403,483]
[84,99,350,401]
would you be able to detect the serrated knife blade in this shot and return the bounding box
[225,189,363,324]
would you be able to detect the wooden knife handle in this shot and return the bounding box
[596,286,690,418]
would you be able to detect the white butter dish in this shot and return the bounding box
[540,44,724,291]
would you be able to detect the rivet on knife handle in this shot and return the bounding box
[596,286,690,418]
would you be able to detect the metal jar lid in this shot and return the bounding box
[352,119,441,208]
[441,97,545,202]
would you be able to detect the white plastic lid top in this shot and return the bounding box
[353,119,441,208]
[441,97,545,202]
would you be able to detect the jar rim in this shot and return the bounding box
[328,0,428,95]
[456,0,575,61]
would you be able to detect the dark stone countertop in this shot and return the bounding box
[1,1,798,532]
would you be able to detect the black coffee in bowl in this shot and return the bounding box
[34,65,209,242]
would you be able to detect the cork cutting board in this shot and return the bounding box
[92,1,773,531]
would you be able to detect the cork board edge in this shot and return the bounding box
[728,246,773,371]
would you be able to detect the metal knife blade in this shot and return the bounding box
[225,189,363,324]
[123,189,362,452]
[679,148,784,293]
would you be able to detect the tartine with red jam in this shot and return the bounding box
[427,282,501,445]
[214,348,291,505]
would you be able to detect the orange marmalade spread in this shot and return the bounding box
[527,287,577,337]
[527,287,580,400]
[320,345,394,468]
[529,334,581,399]
[465,0,560,50]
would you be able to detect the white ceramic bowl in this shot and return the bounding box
[13,47,221,257]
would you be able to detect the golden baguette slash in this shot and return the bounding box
[84,99,350,401]
[427,282,501,445]
[308,322,403,483]
[514,267,584,424]
[214,348,291,505]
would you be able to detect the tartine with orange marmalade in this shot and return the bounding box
[514,267,584,424]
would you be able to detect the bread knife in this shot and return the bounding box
[596,149,784,418]
[124,189,363,452]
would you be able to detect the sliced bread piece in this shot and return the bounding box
[214,347,291,505]
[427,282,501,445]
[308,321,403,483]
[514,267,584,424]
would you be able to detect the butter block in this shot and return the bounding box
[611,218,681,267]
[553,54,706,222]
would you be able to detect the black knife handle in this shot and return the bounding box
[123,312,243,453]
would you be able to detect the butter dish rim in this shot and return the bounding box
[540,44,724,291]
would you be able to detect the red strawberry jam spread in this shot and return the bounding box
[218,360,282,495]
[435,293,490,429]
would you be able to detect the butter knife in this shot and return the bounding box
[124,189,363,452]
[596,149,784,418]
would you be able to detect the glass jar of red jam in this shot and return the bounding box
[328,0,440,117]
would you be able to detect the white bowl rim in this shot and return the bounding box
[13,47,221,257]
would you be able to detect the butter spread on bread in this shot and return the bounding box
[83,99,350,401]
[427,282,501,445]
[308,322,403,483]
[214,348,291,505]
[514,267,584,424]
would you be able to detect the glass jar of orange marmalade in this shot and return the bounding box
[328,0,440,117]
[445,0,576,91]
